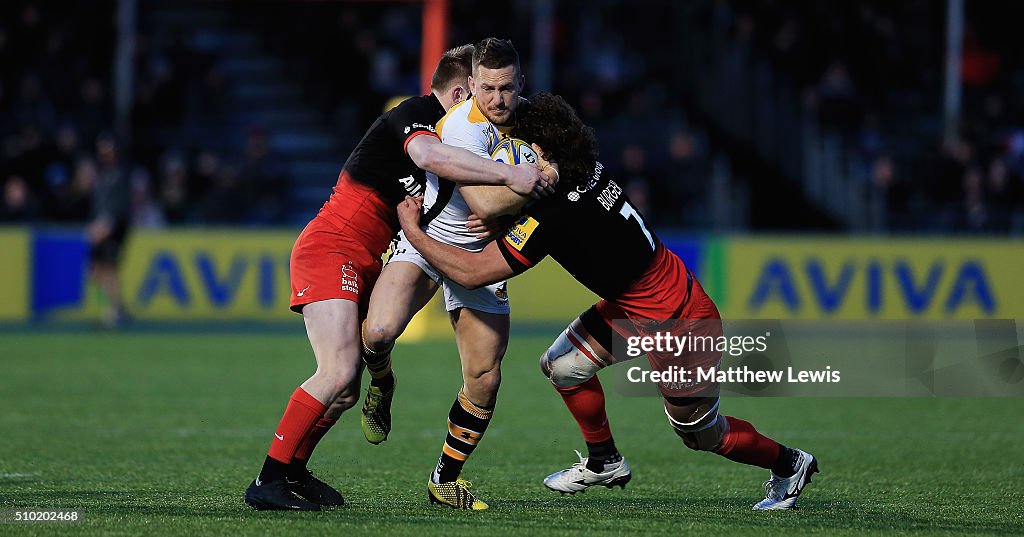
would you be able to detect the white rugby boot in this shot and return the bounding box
[543,450,631,494]
[752,448,819,510]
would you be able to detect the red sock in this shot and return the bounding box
[294,417,337,461]
[715,416,781,469]
[555,376,612,443]
[267,387,327,464]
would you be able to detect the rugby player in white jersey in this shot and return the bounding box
[358,38,556,509]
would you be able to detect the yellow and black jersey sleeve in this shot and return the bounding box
[497,215,549,274]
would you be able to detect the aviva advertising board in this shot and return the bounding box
[38,229,297,322]
[711,237,1024,319]
[16,229,1024,324]
[121,230,297,320]
[34,228,598,326]
[0,228,30,321]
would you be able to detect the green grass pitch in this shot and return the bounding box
[1,331,1022,536]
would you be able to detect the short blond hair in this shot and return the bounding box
[430,44,475,91]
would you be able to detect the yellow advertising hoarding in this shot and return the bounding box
[62,229,597,327]
[28,230,1024,325]
[116,229,296,321]
[716,237,1024,319]
[0,228,29,321]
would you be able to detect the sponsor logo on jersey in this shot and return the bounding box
[398,175,423,196]
[575,162,604,196]
[484,124,497,150]
[404,123,436,135]
[505,217,539,252]
[341,262,359,295]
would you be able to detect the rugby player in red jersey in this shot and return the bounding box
[395,92,819,510]
[243,45,556,511]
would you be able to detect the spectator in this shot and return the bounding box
[53,155,97,222]
[87,133,131,328]
[238,126,286,225]
[131,166,165,229]
[158,152,190,224]
[815,60,860,131]
[199,163,246,224]
[13,74,57,135]
[0,174,39,222]
[619,143,654,218]
[75,76,108,145]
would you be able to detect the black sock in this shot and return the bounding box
[433,389,493,483]
[288,457,309,480]
[585,438,621,472]
[362,341,394,392]
[436,453,461,483]
[258,455,289,483]
[771,445,799,478]
[370,371,395,393]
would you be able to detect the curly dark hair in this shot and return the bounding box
[513,92,599,188]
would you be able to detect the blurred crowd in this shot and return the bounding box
[2,0,1023,233]
[0,0,288,227]
[702,0,1024,232]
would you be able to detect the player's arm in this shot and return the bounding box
[406,134,554,198]
[458,183,532,220]
[397,196,516,289]
[457,147,559,220]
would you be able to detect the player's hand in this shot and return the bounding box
[531,142,560,194]
[466,213,504,240]
[506,164,549,199]
[397,195,424,232]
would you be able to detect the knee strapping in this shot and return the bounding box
[540,327,605,389]
[666,399,727,451]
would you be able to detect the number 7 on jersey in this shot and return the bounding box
[619,201,655,250]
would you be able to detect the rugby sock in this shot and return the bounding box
[771,445,800,478]
[432,388,493,484]
[262,387,327,481]
[714,416,782,470]
[585,440,622,472]
[361,340,395,393]
[289,417,337,477]
[258,455,289,483]
[554,376,613,444]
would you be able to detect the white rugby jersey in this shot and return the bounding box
[421,96,510,249]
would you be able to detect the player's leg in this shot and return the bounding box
[424,306,506,510]
[286,375,361,506]
[286,238,386,505]
[424,279,509,510]
[663,395,818,510]
[539,303,632,493]
[245,298,362,511]
[359,246,441,444]
[660,283,817,510]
